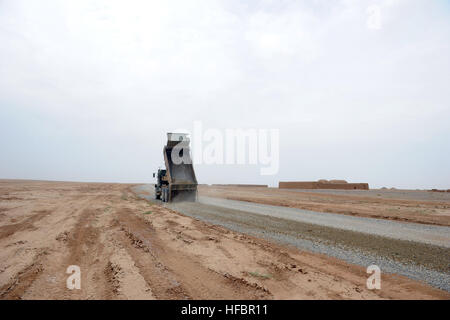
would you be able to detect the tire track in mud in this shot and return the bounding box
[19,196,108,299]
[104,250,155,300]
[114,211,192,299]
[11,194,129,300]
[60,195,154,299]
[114,208,271,299]
[0,209,54,299]
[63,202,122,299]
[0,251,46,299]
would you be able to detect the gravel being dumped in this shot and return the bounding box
[133,185,450,292]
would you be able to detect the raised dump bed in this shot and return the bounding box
[155,133,198,202]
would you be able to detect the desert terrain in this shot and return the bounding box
[0,180,449,300]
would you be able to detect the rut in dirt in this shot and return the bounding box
[114,208,271,300]
[62,205,118,299]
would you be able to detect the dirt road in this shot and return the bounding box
[199,186,450,226]
[0,180,448,300]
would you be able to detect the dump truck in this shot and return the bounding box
[153,133,198,202]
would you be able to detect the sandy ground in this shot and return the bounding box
[0,180,448,300]
[285,188,450,201]
[199,186,450,226]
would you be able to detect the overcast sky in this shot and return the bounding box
[1,0,449,189]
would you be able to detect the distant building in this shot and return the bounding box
[279,180,369,190]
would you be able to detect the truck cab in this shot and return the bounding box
[153,169,168,201]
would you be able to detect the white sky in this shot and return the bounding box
[1,0,449,189]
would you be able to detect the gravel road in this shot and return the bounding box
[198,196,450,248]
[134,185,450,292]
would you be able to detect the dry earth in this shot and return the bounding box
[199,186,450,226]
[0,180,448,300]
